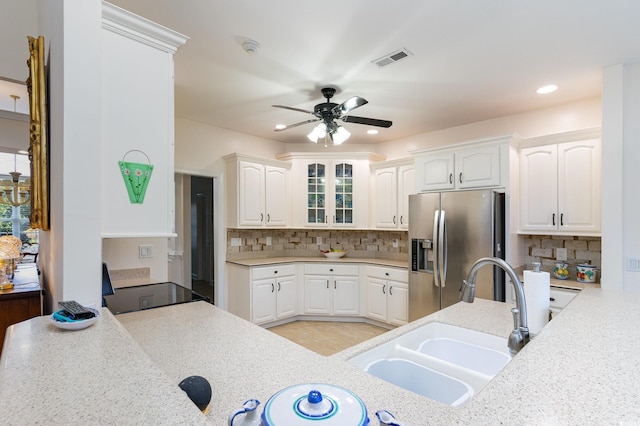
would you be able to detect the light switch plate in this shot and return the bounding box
[230,238,242,247]
[266,236,272,246]
[139,245,153,258]
[393,239,399,248]
[556,248,567,261]
[316,237,322,245]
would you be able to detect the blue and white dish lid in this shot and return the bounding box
[260,383,369,426]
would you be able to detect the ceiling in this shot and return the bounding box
[94,1,640,144]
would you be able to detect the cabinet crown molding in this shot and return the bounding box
[369,157,414,170]
[224,153,292,169]
[519,127,602,149]
[277,152,386,162]
[103,2,189,53]
[409,133,521,156]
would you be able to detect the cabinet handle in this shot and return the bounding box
[327,280,329,289]
[393,215,396,224]
[459,173,463,183]
[449,173,453,184]
[274,270,278,274]
[271,283,274,293]
[329,268,333,272]
[334,281,336,289]
[383,284,386,294]
[260,213,264,222]
[400,216,404,225]
[277,282,281,292]
[267,213,270,223]
[552,213,556,226]
[333,215,335,224]
[325,215,328,223]
[560,213,564,226]
[550,297,556,302]
[390,286,393,296]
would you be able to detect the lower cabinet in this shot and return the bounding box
[303,264,359,316]
[251,265,297,325]
[366,266,408,326]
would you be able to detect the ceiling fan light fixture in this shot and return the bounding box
[332,126,350,145]
[307,123,327,143]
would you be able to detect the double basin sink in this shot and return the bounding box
[349,322,512,407]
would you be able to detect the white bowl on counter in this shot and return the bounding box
[321,251,346,259]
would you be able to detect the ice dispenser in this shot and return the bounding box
[411,238,434,273]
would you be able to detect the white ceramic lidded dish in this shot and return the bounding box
[321,251,346,259]
[576,264,597,283]
[259,383,369,425]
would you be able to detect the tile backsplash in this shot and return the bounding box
[227,229,408,261]
[523,235,601,280]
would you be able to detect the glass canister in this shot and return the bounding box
[553,262,570,280]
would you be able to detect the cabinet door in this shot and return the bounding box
[397,165,415,229]
[418,153,455,191]
[252,278,276,324]
[456,145,501,189]
[306,163,328,226]
[275,275,297,319]
[333,162,355,226]
[239,161,265,226]
[304,275,332,314]
[366,277,387,322]
[333,276,359,315]
[387,281,409,326]
[557,140,601,233]
[519,145,558,232]
[373,167,398,228]
[265,165,288,227]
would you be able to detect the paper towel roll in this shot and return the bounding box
[523,270,550,336]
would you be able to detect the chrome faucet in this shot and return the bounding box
[460,257,530,355]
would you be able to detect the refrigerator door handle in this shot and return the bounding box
[433,210,441,287]
[439,209,448,286]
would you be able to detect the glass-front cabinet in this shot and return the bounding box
[306,162,354,226]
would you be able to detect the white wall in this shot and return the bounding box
[102,237,169,282]
[602,63,640,293]
[0,0,37,81]
[376,97,602,160]
[37,0,103,309]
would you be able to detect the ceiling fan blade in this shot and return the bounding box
[272,105,315,115]
[333,96,368,115]
[274,118,319,132]
[342,115,392,128]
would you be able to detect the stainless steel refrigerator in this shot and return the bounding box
[409,189,505,322]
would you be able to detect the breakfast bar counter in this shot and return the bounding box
[2,287,639,424]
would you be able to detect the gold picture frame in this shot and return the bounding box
[26,35,49,230]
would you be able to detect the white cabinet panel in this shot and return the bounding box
[366,266,408,326]
[304,264,359,316]
[520,138,601,234]
[418,153,455,191]
[239,161,266,226]
[265,166,288,226]
[251,265,297,325]
[252,277,277,324]
[304,276,333,315]
[371,162,415,229]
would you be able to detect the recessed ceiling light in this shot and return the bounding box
[367,129,379,135]
[536,84,558,94]
[275,124,286,130]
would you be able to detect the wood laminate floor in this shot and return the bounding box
[267,321,389,356]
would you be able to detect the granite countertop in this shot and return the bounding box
[226,256,408,268]
[3,288,639,424]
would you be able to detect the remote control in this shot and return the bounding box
[58,300,95,320]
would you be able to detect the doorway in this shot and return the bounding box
[191,175,214,304]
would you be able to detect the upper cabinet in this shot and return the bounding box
[279,152,382,229]
[413,136,511,193]
[519,131,601,235]
[101,4,188,237]
[225,154,291,228]
[370,159,415,229]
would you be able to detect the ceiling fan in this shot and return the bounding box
[272,87,392,145]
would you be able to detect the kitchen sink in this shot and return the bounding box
[349,322,512,406]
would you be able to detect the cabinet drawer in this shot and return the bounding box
[304,264,359,276]
[252,264,296,280]
[549,287,579,309]
[367,266,408,283]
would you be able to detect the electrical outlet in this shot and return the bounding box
[139,245,153,258]
[316,237,322,245]
[393,239,399,248]
[556,248,567,261]
[266,236,272,246]
[230,238,242,247]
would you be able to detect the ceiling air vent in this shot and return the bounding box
[372,48,413,68]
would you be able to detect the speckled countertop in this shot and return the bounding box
[226,256,407,269]
[3,288,639,425]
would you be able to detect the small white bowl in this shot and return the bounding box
[322,251,346,259]
[50,308,100,331]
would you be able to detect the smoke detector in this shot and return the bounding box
[242,39,260,54]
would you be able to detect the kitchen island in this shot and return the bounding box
[2,287,639,424]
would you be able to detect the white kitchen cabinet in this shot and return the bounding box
[371,160,415,229]
[549,287,579,319]
[366,266,408,326]
[278,152,380,229]
[519,138,601,234]
[303,264,359,315]
[415,145,500,192]
[224,154,291,228]
[251,265,297,325]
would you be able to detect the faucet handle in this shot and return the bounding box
[511,307,521,329]
[508,308,525,355]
